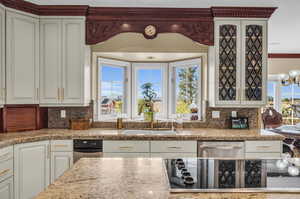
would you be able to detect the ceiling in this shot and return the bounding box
[24,0,300,53]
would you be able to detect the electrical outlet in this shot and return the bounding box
[231,111,237,118]
[61,110,66,118]
[212,111,220,119]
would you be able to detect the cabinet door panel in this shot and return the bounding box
[62,19,84,104]
[40,20,62,104]
[6,12,39,104]
[14,141,50,199]
[0,177,14,199]
[51,151,73,183]
[0,7,4,106]
[241,20,267,106]
[215,20,241,106]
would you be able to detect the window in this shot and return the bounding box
[98,58,130,120]
[132,63,168,119]
[169,59,201,120]
[281,84,300,125]
[267,81,276,108]
[96,58,202,121]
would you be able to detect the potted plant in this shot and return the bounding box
[138,83,157,121]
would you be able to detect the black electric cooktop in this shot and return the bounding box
[165,158,300,192]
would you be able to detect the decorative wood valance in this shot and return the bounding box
[0,1,277,46]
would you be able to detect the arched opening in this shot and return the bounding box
[91,32,209,122]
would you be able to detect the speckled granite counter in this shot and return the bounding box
[0,128,283,149]
[34,158,300,199]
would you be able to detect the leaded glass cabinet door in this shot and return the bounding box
[241,21,267,106]
[215,21,241,106]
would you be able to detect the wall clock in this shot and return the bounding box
[143,25,157,39]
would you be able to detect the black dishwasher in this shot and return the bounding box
[73,139,103,163]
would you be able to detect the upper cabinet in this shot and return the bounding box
[40,18,90,106]
[209,19,267,107]
[0,6,5,107]
[6,11,40,105]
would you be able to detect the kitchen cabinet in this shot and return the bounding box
[40,18,90,106]
[51,152,73,183]
[14,141,50,199]
[209,19,267,107]
[6,11,39,104]
[50,140,73,183]
[0,177,13,199]
[245,140,282,159]
[0,6,4,107]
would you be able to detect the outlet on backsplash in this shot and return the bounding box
[61,110,66,118]
[212,111,220,119]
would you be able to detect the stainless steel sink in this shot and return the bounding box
[123,130,176,135]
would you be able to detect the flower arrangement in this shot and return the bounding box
[138,83,157,121]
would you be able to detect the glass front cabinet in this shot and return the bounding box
[209,19,267,107]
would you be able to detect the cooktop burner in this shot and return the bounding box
[165,158,300,192]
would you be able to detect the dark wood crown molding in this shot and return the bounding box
[268,54,300,59]
[211,7,277,18]
[0,1,277,45]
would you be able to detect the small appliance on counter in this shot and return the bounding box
[229,117,249,129]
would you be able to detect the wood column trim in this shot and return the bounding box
[268,54,300,59]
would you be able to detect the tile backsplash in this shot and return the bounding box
[48,105,92,129]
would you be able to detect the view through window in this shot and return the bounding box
[281,84,300,125]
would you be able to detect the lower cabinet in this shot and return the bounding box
[50,152,73,183]
[103,140,198,158]
[0,177,14,199]
[14,141,50,199]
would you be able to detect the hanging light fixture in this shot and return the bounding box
[280,70,300,86]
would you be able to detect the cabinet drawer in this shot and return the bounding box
[245,152,281,159]
[0,158,13,183]
[245,141,282,153]
[103,153,150,158]
[103,141,150,153]
[51,140,73,152]
[150,141,197,153]
[150,153,197,158]
[0,146,13,162]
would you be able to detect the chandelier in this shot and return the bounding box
[280,70,300,86]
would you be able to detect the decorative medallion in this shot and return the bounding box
[143,25,157,39]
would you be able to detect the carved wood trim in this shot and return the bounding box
[86,20,214,45]
[211,7,277,18]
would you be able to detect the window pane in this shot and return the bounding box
[267,81,275,108]
[137,69,162,115]
[100,65,125,117]
[281,84,300,125]
[174,65,200,119]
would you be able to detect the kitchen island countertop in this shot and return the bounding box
[34,158,300,199]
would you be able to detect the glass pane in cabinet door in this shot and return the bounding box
[219,25,237,101]
[245,25,263,101]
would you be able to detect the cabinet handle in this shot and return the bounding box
[0,169,10,177]
[53,144,68,148]
[256,146,272,149]
[36,88,39,99]
[167,147,182,150]
[119,146,133,150]
[62,88,64,100]
[57,88,60,100]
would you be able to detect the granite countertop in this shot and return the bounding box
[0,128,284,149]
[34,158,300,199]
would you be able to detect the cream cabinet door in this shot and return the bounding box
[0,7,5,106]
[40,19,62,105]
[50,151,73,183]
[241,20,268,106]
[14,141,50,199]
[0,177,14,199]
[6,11,39,104]
[61,19,85,104]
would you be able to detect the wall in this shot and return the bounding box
[268,58,300,75]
